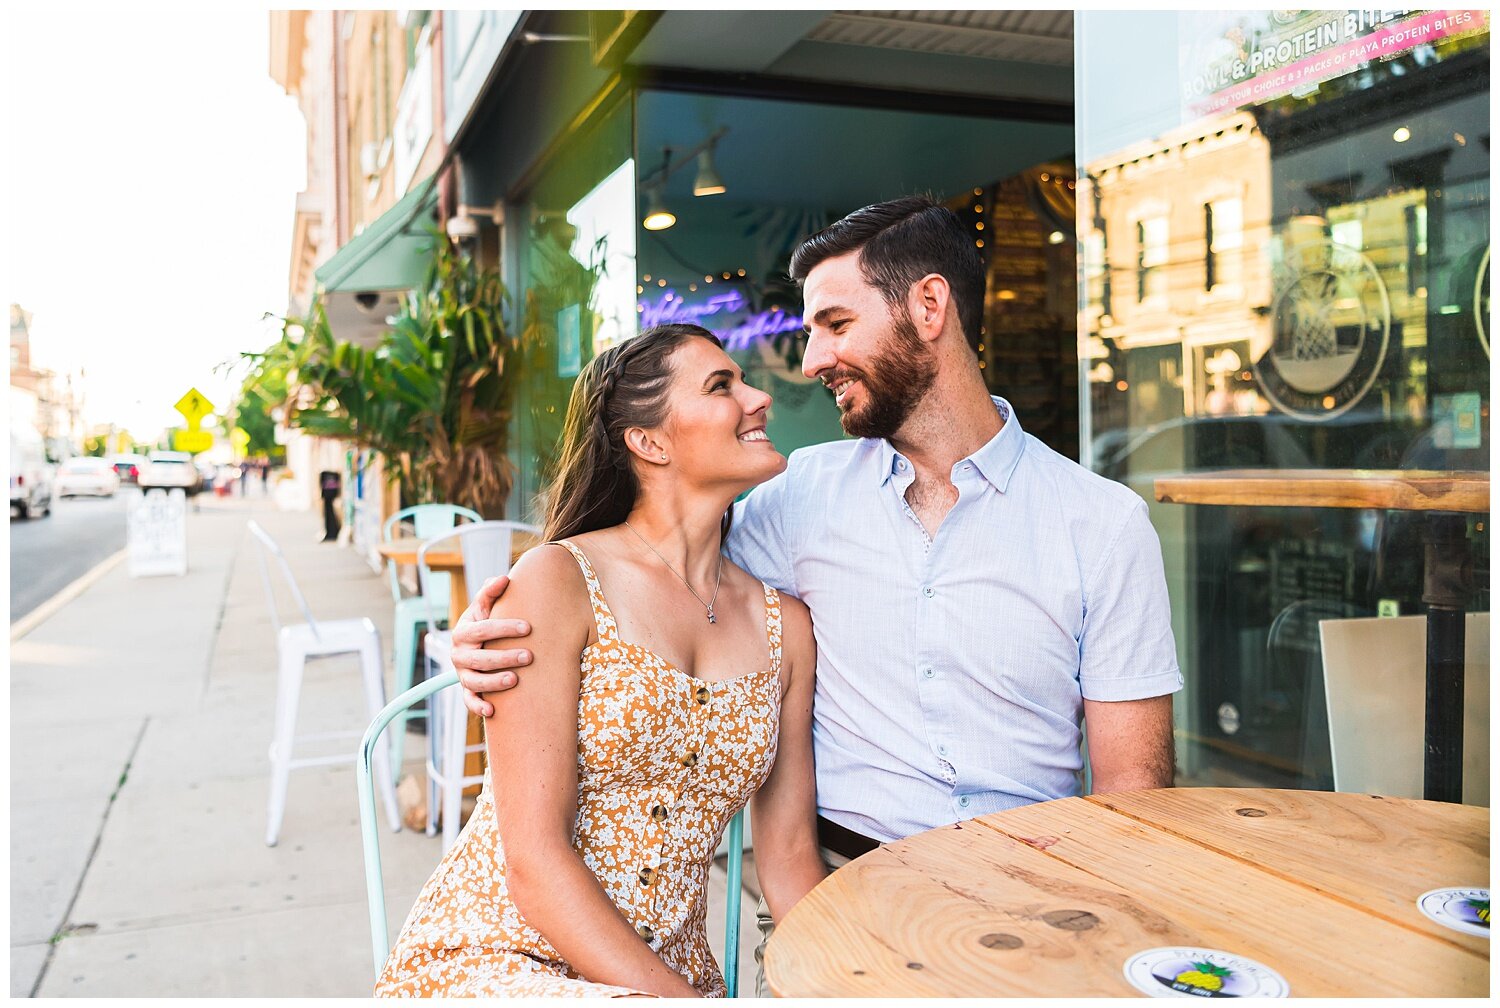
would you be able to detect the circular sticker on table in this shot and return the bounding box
[1123,947,1290,998]
[1418,888,1489,937]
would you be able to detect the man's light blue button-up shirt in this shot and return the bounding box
[725,397,1182,843]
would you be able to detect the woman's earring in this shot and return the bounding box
[660,453,668,462]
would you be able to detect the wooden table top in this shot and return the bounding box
[375,539,465,570]
[1153,469,1489,512]
[376,534,539,571]
[763,788,1489,997]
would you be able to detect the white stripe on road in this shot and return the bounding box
[10,547,128,642]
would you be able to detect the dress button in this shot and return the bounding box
[695,685,710,705]
[680,752,698,768]
[637,924,655,943]
[638,867,655,886]
[650,804,668,822]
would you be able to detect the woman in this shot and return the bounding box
[376,323,827,997]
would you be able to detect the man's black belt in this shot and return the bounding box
[816,815,883,860]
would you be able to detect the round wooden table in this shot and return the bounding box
[764,788,1488,997]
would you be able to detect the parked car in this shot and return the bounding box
[107,452,150,486]
[139,451,202,496]
[10,431,53,518]
[55,456,121,497]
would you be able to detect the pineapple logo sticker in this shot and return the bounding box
[1418,887,1489,937]
[1124,947,1290,998]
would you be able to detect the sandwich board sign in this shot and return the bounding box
[128,488,188,577]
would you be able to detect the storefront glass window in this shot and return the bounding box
[1077,10,1490,799]
[512,96,634,519]
[632,88,1079,458]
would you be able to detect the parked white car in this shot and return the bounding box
[107,452,150,486]
[139,451,201,496]
[55,456,121,497]
[10,431,53,518]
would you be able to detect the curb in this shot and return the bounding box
[11,547,128,643]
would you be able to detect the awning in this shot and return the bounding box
[313,178,439,346]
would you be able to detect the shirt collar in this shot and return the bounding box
[875,396,1026,492]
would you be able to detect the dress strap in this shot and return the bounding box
[550,540,618,644]
[762,584,783,675]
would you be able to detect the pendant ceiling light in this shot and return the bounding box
[642,184,676,231]
[692,145,726,197]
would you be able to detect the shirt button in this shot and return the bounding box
[680,751,698,768]
[695,685,710,705]
[958,795,971,809]
[897,459,907,470]
[937,744,948,756]
[650,804,668,822]
[923,667,935,680]
[923,586,935,598]
[637,924,655,943]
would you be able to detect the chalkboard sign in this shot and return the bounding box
[128,488,188,577]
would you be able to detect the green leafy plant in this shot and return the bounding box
[246,232,515,515]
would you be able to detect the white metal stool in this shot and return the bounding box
[248,520,401,846]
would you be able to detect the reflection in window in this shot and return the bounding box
[1137,216,1168,302]
[566,159,637,355]
[1205,197,1243,290]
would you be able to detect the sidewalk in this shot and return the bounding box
[11,492,758,996]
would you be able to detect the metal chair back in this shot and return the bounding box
[355,672,745,993]
[247,520,320,640]
[381,503,481,603]
[416,521,541,630]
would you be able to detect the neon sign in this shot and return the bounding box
[637,288,803,351]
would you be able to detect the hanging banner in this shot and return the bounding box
[1180,10,1489,122]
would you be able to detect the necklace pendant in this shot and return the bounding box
[706,608,716,624]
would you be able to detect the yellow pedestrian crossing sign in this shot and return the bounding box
[174,388,215,424]
[173,430,214,454]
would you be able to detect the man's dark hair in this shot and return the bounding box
[789,195,985,353]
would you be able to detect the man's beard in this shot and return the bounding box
[835,312,938,440]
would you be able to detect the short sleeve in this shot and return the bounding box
[1078,499,1183,701]
[725,466,799,597]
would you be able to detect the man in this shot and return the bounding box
[452,195,1181,992]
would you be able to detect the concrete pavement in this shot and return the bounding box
[11,491,761,996]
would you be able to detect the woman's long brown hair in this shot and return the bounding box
[541,323,733,544]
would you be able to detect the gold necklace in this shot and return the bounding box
[623,521,723,624]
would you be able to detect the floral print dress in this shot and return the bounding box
[376,540,783,998]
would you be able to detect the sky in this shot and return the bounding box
[4,7,306,443]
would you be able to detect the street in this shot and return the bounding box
[10,490,132,622]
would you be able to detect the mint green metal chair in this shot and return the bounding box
[356,673,747,995]
[381,504,480,774]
